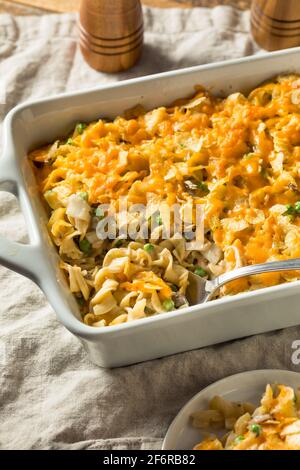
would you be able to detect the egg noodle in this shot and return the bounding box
[30,75,300,328]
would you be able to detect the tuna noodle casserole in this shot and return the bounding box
[30,75,300,328]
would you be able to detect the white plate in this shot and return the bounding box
[162,369,300,450]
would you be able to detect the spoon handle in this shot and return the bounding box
[210,258,300,295]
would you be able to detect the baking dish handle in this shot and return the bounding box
[0,154,18,195]
[0,157,40,281]
[0,236,40,281]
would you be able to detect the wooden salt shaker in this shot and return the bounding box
[79,0,144,73]
[251,0,300,51]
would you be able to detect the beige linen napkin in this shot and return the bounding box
[0,6,299,450]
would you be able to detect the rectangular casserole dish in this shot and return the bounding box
[1,47,300,368]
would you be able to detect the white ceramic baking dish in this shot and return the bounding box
[1,47,300,368]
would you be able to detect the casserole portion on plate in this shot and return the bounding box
[163,370,300,450]
[192,383,300,450]
[30,74,300,328]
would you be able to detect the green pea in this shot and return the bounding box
[194,267,208,277]
[66,138,74,145]
[156,214,163,225]
[197,181,209,194]
[284,204,295,215]
[144,243,154,253]
[234,435,245,444]
[250,424,261,437]
[79,239,92,254]
[78,191,88,201]
[162,299,175,312]
[283,202,300,217]
[95,206,104,219]
[294,393,298,404]
[76,123,87,134]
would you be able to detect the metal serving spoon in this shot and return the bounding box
[186,258,300,305]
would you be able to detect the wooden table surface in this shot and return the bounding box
[0,0,252,15]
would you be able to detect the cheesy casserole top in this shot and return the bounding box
[30,75,300,327]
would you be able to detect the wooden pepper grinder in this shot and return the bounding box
[251,0,300,51]
[79,0,144,73]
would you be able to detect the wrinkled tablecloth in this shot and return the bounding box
[0,5,299,450]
